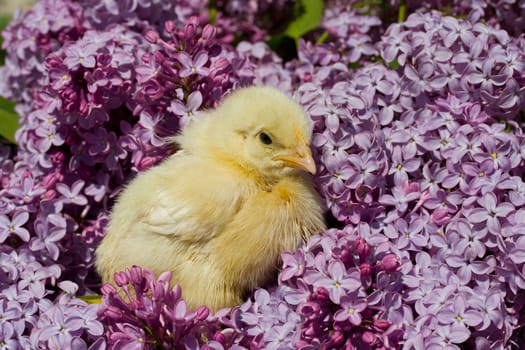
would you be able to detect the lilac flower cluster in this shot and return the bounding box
[0,0,266,348]
[295,9,525,349]
[99,266,239,349]
[236,228,403,349]
[1,0,525,349]
[0,0,85,113]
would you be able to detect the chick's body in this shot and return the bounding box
[95,86,326,311]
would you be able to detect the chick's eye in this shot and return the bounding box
[259,132,272,145]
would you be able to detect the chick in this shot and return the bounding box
[95,86,326,311]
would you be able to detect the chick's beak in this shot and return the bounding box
[274,143,317,174]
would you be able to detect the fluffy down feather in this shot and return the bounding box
[95,86,326,310]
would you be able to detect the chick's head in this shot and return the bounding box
[209,86,316,179]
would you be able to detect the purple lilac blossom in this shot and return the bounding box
[0,0,525,349]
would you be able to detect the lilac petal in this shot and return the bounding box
[510,249,525,264]
[496,203,514,217]
[487,217,501,234]
[194,52,208,67]
[71,180,85,195]
[330,261,345,281]
[463,310,483,326]
[449,326,471,343]
[346,96,365,109]
[468,208,488,223]
[187,91,203,110]
[12,212,29,226]
[403,159,421,172]
[483,192,497,212]
[333,308,349,322]
[326,113,340,133]
[16,227,30,241]
[457,266,472,283]
[174,300,187,319]
[81,56,96,68]
[436,310,456,324]
[0,214,10,226]
[348,312,362,326]
[177,52,192,66]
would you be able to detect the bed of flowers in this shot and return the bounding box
[0,0,524,349]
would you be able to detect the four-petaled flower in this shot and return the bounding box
[0,211,30,243]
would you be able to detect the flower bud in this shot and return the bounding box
[362,331,377,345]
[42,171,62,188]
[196,305,210,321]
[184,23,196,40]
[359,262,372,277]
[100,283,117,295]
[380,254,400,273]
[172,284,182,300]
[329,330,344,346]
[212,57,230,73]
[164,20,176,33]
[431,208,450,225]
[113,271,129,287]
[144,30,159,43]
[373,318,390,331]
[301,322,318,339]
[355,237,370,261]
[138,156,157,171]
[202,24,216,41]
[312,286,330,302]
[103,305,125,320]
[50,151,65,165]
[42,189,57,200]
[129,265,143,285]
[213,332,226,344]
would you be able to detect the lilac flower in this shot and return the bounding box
[279,251,306,282]
[56,180,88,206]
[379,181,421,214]
[498,176,525,207]
[0,211,30,243]
[0,1,525,349]
[168,91,203,128]
[0,323,19,350]
[427,325,470,349]
[388,146,421,185]
[333,294,367,324]
[446,254,496,284]
[108,323,146,350]
[471,293,504,331]
[29,219,66,261]
[63,43,98,69]
[467,192,514,234]
[177,52,210,78]
[436,296,483,329]
[306,261,360,304]
[6,176,46,204]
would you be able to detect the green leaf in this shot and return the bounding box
[0,15,11,66]
[283,0,323,42]
[208,0,217,24]
[0,97,18,144]
[387,59,401,70]
[398,0,407,22]
[77,295,103,304]
[351,0,383,9]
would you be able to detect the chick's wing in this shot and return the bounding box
[111,153,245,244]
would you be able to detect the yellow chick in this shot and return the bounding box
[95,86,326,311]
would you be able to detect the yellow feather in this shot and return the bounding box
[95,86,326,311]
